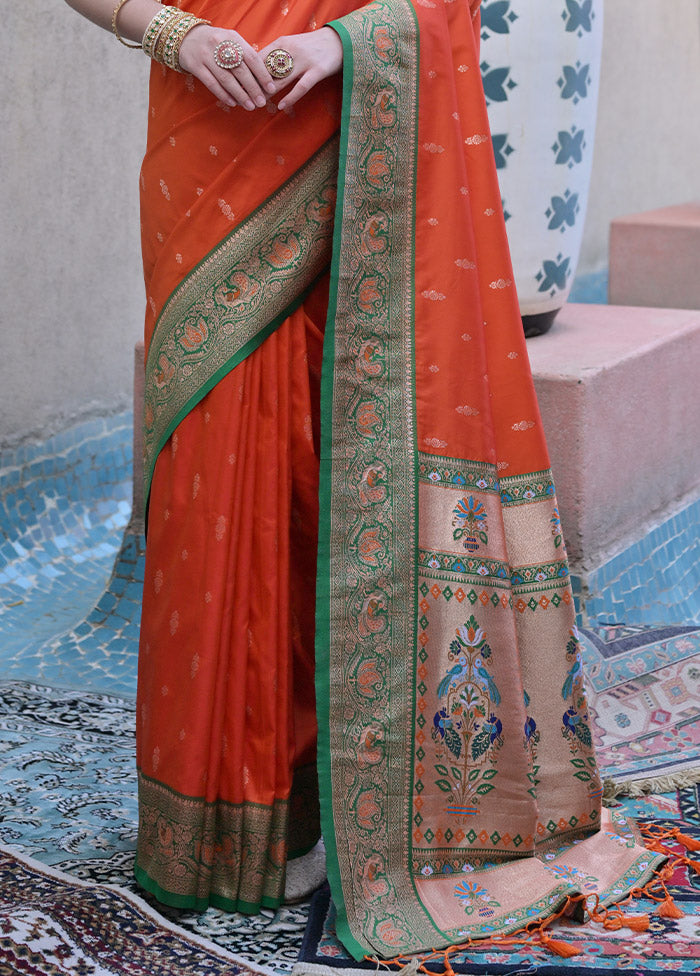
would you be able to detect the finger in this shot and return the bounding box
[198,67,238,108]
[211,67,257,110]
[278,70,318,111]
[245,47,278,95]
[264,70,296,99]
[229,61,268,107]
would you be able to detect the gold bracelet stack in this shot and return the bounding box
[141,6,181,60]
[112,1,210,72]
[159,11,210,72]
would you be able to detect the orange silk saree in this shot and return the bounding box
[135,0,663,954]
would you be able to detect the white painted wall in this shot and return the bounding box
[579,0,700,273]
[2,0,699,447]
[0,3,148,448]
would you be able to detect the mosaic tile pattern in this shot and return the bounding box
[0,399,698,972]
[575,495,700,628]
[1,409,698,693]
[0,412,142,697]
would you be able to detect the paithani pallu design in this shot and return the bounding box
[315,0,664,961]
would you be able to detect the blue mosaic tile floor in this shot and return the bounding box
[575,495,700,628]
[0,413,143,697]
[0,401,698,972]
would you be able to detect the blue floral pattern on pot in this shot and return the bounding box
[480,0,604,318]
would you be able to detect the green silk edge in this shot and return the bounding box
[142,133,341,513]
[314,15,363,963]
[315,2,423,960]
[133,861,282,915]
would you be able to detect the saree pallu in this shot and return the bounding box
[135,0,664,953]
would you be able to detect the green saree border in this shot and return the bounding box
[316,0,441,959]
[133,862,283,915]
[315,15,362,962]
[134,769,292,915]
[143,136,339,506]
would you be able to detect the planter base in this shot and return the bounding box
[522,309,558,338]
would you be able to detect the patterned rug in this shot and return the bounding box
[296,788,700,975]
[1,623,699,974]
[0,845,266,976]
[0,680,309,973]
[296,623,700,975]
[580,624,700,795]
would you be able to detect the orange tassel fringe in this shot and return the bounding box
[539,935,580,958]
[617,914,650,932]
[675,830,700,852]
[658,894,685,919]
[368,820,694,974]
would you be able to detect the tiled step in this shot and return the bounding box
[609,202,700,309]
[527,302,700,573]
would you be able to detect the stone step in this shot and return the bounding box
[527,302,700,572]
[609,202,700,309]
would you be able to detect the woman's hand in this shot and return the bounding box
[177,24,343,113]
[259,27,343,112]
[178,25,276,110]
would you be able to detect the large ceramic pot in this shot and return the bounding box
[480,0,605,336]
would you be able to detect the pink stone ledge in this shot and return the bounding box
[526,303,700,570]
[609,202,700,309]
[133,304,700,575]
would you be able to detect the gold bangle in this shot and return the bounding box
[170,16,210,72]
[142,6,181,61]
[111,0,142,48]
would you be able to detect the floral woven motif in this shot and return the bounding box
[299,784,700,974]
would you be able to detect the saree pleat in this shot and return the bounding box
[135,0,356,912]
[136,303,324,911]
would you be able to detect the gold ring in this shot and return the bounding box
[214,40,243,70]
[265,48,294,79]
